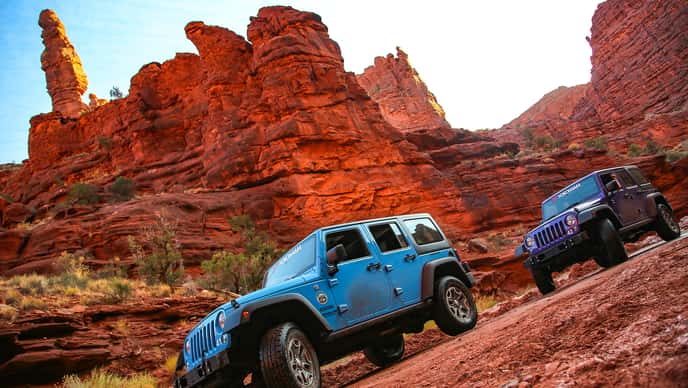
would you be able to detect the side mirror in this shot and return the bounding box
[605,180,620,193]
[514,245,525,258]
[326,244,347,265]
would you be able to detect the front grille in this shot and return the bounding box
[535,219,566,248]
[189,320,217,364]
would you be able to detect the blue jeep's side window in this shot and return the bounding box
[264,234,315,287]
[369,223,408,252]
[403,218,443,245]
[326,229,369,261]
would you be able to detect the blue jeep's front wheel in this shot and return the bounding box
[259,322,320,388]
[432,276,477,336]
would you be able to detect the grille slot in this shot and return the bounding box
[535,219,566,248]
[189,320,219,364]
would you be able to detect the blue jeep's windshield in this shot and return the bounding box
[263,234,315,288]
[542,175,600,221]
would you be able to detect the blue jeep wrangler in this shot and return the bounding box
[519,165,681,294]
[174,214,477,388]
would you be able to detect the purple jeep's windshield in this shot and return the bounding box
[542,175,601,221]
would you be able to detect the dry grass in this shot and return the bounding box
[475,294,499,312]
[61,369,156,388]
[0,304,18,322]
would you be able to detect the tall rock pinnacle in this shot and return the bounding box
[38,9,88,118]
[357,47,451,132]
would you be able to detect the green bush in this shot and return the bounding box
[128,212,185,288]
[666,150,688,163]
[0,192,13,203]
[109,177,135,201]
[583,137,607,151]
[69,183,100,205]
[200,215,281,294]
[97,136,112,152]
[643,140,662,155]
[628,143,642,157]
[521,128,535,147]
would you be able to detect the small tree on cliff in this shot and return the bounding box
[200,215,281,294]
[128,211,184,288]
[109,86,124,100]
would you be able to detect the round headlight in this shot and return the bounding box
[217,311,226,329]
[185,340,191,354]
[525,236,535,247]
[565,214,577,226]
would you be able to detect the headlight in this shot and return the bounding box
[217,311,226,330]
[565,214,577,226]
[525,236,535,247]
[185,340,191,354]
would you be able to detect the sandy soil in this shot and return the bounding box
[325,235,688,388]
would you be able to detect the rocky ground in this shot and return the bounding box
[324,234,688,387]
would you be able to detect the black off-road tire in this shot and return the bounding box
[363,333,405,367]
[432,276,477,336]
[592,218,628,268]
[530,266,555,295]
[259,322,320,388]
[655,203,681,241]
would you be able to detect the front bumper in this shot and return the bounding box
[175,351,231,388]
[524,231,589,269]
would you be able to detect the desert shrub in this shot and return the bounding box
[0,192,13,203]
[7,273,49,296]
[520,127,535,147]
[97,136,112,152]
[2,288,22,306]
[534,135,556,150]
[109,86,124,100]
[628,143,642,157]
[109,177,135,201]
[69,183,100,205]
[95,257,128,279]
[583,137,607,150]
[62,369,156,388]
[0,304,18,322]
[475,294,499,312]
[53,252,90,289]
[666,150,688,163]
[18,295,48,311]
[567,143,581,151]
[643,140,662,155]
[128,212,185,288]
[199,215,281,294]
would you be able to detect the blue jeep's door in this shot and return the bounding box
[365,221,420,306]
[324,225,393,325]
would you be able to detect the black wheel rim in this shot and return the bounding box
[660,206,680,234]
[287,337,314,387]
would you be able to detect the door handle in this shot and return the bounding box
[367,262,381,271]
[404,254,416,262]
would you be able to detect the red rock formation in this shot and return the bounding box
[499,0,688,152]
[357,47,451,132]
[0,2,686,297]
[39,10,88,118]
[586,0,688,122]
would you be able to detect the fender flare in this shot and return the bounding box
[645,192,671,217]
[421,257,473,300]
[578,204,622,228]
[239,293,332,331]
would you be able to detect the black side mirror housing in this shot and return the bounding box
[326,244,347,265]
[605,180,620,193]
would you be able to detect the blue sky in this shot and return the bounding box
[0,1,601,163]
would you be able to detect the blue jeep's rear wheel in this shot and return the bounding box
[432,276,477,336]
[363,332,405,367]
